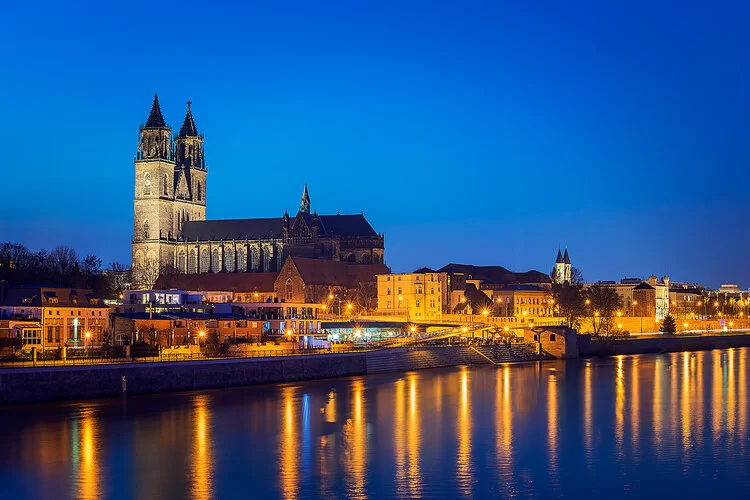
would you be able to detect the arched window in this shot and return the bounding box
[360,254,370,264]
[225,247,234,272]
[196,180,202,201]
[261,247,270,272]
[237,247,246,272]
[144,173,151,195]
[163,173,169,196]
[189,250,197,274]
[346,253,355,263]
[143,220,150,240]
[200,249,209,273]
[250,247,259,271]
[286,279,293,301]
[212,249,220,272]
[178,250,186,273]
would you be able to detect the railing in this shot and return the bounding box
[0,344,382,369]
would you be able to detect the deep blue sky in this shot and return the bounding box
[1,1,748,287]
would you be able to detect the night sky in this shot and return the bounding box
[1,1,748,288]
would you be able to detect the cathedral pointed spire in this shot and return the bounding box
[556,247,564,264]
[563,247,571,265]
[145,93,167,128]
[299,182,311,214]
[178,100,199,137]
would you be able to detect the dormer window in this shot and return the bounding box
[21,297,33,304]
[48,297,59,304]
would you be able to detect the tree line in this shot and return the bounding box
[0,242,131,299]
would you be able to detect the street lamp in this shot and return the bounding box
[85,331,91,353]
[199,330,205,347]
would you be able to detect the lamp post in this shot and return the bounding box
[199,330,205,347]
[85,331,91,356]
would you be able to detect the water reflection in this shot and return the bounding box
[496,366,514,495]
[74,408,100,500]
[343,379,367,498]
[2,349,750,499]
[279,387,298,499]
[456,368,473,496]
[191,394,213,500]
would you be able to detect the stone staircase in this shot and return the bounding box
[365,346,491,375]
[473,343,556,364]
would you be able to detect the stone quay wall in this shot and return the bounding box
[0,346,497,405]
[578,333,750,357]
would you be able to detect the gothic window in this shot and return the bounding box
[143,220,150,240]
[178,251,186,273]
[250,247,259,271]
[144,173,151,195]
[212,249,220,273]
[261,247,269,272]
[360,254,370,264]
[286,279,293,301]
[237,247,246,272]
[163,174,169,196]
[197,180,202,201]
[346,253,355,263]
[189,250,197,274]
[225,247,235,272]
[200,249,209,273]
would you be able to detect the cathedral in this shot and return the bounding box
[132,95,385,286]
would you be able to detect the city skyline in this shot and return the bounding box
[2,1,749,287]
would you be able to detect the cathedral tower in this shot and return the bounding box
[553,247,572,284]
[132,96,208,287]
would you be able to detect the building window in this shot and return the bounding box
[201,249,209,272]
[225,247,235,272]
[286,279,293,301]
[416,300,421,308]
[550,334,557,341]
[387,288,391,295]
[163,173,169,195]
[197,180,202,201]
[237,247,246,272]
[144,172,151,195]
[143,220,150,240]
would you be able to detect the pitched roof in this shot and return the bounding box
[0,286,108,308]
[633,282,655,290]
[556,249,564,264]
[178,101,199,137]
[318,214,378,237]
[180,218,284,241]
[179,212,380,242]
[145,93,167,128]
[154,272,278,292]
[284,256,389,287]
[438,263,551,285]
[413,267,437,273]
[563,248,571,265]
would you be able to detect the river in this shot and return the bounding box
[1,348,749,498]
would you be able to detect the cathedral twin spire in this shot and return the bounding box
[143,93,200,137]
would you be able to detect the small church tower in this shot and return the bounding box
[554,247,572,284]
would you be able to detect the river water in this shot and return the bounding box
[1,348,749,499]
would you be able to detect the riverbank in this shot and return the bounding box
[0,346,508,404]
[577,331,750,357]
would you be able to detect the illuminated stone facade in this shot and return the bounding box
[376,272,443,320]
[131,95,385,288]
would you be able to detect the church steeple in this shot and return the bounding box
[138,93,172,160]
[145,93,167,128]
[178,100,199,137]
[299,183,311,214]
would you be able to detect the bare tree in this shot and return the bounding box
[47,246,79,281]
[587,285,622,335]
[133,259,161,290]
[553,284,587,329]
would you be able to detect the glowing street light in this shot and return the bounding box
[462,326,468,333]
[482,309,489,316]
[410,326,416,333]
